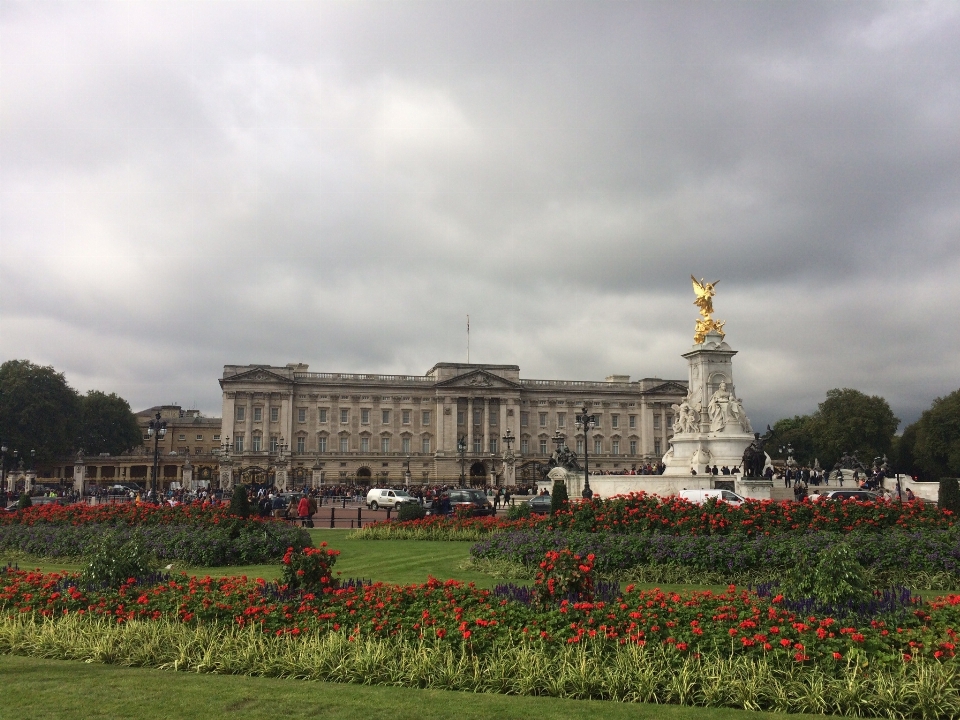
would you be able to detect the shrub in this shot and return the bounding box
[16,494,32,510]
[397,503,427,522]
[280,543,340,592]
[780,540,871,605]
[533,549,595,607]
[229,485,252,519]
[940,477,960,514]
[550,479,568,515]
[81,531,157,589]
[506,502,531,520]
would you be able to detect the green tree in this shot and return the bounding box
[0,360,80,464]
[912,388,960,480]
[79,391,143,456]
[229,485,252,518]
[939,477,960,514]
[891,421,921,478]
[550,478,569,515]
[806,388,899,469]
[770,415,814,465]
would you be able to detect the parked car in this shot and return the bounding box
[366,488,419,511]
[678,489,745,506]
[808,489,883,502]
[526,494,553,515]
[4,496,69,512]
[441,488,495,517]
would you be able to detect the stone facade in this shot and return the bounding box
[219,362,687,488]
[23,405,223,493]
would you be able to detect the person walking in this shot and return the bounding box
[297,494,312,527]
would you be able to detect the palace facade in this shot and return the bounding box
[220,362,687,487]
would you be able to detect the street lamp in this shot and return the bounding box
[0,444,9,497]
[405,455,411,489]
[147,412,167,501]
[575,406,597,499]
[457,436,467,488]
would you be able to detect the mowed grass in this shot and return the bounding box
[0,653,842,720]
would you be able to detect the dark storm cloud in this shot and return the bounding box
[1,0,958,433]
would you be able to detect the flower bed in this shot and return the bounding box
[0,502,266,528]
[358,494,953,540]
[0,503,311,566]
[470,528,960,588]
[2,564,958,668]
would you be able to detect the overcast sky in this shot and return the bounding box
[1,0,958,432]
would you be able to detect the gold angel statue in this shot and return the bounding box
[691,276,718,318]
[691,275,725,343]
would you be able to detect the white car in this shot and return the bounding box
[366,488,419,511]
[678,489,745,506]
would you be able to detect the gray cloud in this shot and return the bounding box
[2,0,958,434]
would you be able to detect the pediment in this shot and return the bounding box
[435,369,521,390]
[645,381,688,395]
[220,368,292,386]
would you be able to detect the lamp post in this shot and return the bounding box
[457,436,467,488]
[501,429,515,488]
[575,406,596,499]
[405,455,411,489]
[147,412,167,501]
[0,443,9,497]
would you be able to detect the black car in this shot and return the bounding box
[442,489,495,517]
[527,495,553,514]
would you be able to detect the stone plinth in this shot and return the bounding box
[663,330,753,477]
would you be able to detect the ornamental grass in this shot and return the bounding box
[1,614,958,718]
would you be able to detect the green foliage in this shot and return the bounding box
[891,423,920,478]
[279,544,339,592]
[939,477,960,515]
[532,549,595,606]
[780,541,870,605]
[228,485,252,518]
[506,502,531,520]
[806,388,900,469]
[81,531,157,589]
[0,360,80,464]
[79,391,142,456]
[913,388,960,481]
[770,415,814,465]
[550,479,568,515]
[5,615,960,720]
[16,493,32,510]
[397,503,427,521]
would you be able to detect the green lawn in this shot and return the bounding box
[0,654,841,720]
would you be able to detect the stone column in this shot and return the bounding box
[219,455,233,491]
[73,455,86,495]
[182,456,194,491]
[482,397,489,453]
[467,397,474,456]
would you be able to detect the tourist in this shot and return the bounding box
[297,494,311,527]
[905,487,916,502]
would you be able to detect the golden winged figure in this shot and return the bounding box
[691,276,725,343]
[691,276,719,319]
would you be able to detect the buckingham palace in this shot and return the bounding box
[219,361,687,488]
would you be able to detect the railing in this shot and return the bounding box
[294,372,433,383]
[520,379,635,389]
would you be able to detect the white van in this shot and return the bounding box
[365,488,418,510]
[678,489,745,506]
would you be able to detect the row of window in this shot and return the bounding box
[236,406,430,426]
[230,435,648,457]
[518,412,640,430]
[234,435,432,455]
[144,433,222,443]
